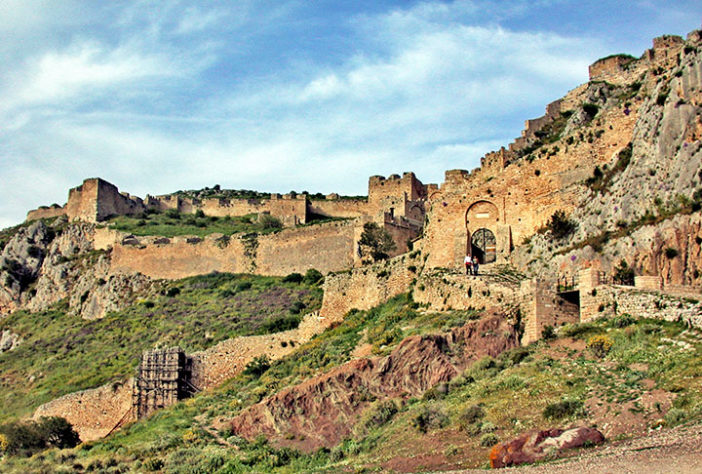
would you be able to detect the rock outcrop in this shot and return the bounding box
[230,312,519,451]
[0,329,22,352]
[489,426,605,468]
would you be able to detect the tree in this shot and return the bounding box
[546,210,577,240]
[359,222,396,262]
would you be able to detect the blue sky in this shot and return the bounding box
[1,1,700,228]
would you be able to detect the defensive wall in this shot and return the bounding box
[27,172,433,230]
[106,220,357,279]
[33,380,133,442]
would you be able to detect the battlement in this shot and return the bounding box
[368,172,428,203]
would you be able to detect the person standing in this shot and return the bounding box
[464,255,472,275]
[472,256,480,276]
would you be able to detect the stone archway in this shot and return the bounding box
[465,200,499,264]
[471,228,497,263]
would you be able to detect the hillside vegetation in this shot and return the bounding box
[0,272,322,424]
[2,294,700,473]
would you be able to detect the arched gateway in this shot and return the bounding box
[465,200,499,264]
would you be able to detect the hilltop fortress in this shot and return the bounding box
[8,30,702,440]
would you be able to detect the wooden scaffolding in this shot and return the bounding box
[132,347,195,419]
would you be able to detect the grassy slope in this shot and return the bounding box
[0,272,322,424]
[106,211,277,238]
[3,296,700,473]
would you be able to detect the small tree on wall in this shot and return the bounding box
[359,222,396,263]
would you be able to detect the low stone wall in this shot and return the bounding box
[320,254,419,318]
[581,285,702,328]
[412,270,518,313]
[33,380,133,442]
[190,312,329,390]
[520,280,579,344]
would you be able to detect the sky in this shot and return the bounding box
[1,1,701,228]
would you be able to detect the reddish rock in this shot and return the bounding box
[490,427,605,468]
[230,312,519,452]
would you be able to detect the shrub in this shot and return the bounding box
[664,408,687,427]
[546,210,577,240]
[587,335,613,358]
[195,209,205,218]
[411,406,448,433]
[665,247,679,259]
[480,433,500,447]
[258,213,283,230]
[542,325,556,340]
[457,405,485,431]
[610,313,635,328]
[613,259,635,285]
[243,355,271,378]
[360,400,398,431]
[166,287,181,297]
[0,417,79,456]
[582,103,599,117]
[543,400,583,420]
[144,458,164,471]
[359,222,396,262]
[303,268,323,285]
[165,209,180,219]
[260,315,301,333]
[283,272,303,283]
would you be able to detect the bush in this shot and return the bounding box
[587,335,613,358]
[282,272,303,283]
[546,210,577,240]
[360,400,398,431]
[359,222,396,262]
[0,417,80,456]
[665,247,679,259]
[165,209,180,219]
[457,405,485,432]
[543,400,583,420]
[480,433,500,447]
[582,103,599,117]
[244,355,271,378]
[303,268,323,285]
[411,406,448,433]
[195,209,205,218]
[610,313,635,328]
[258,214,283,230]
[542,325,556,340]
[664,408,687,427]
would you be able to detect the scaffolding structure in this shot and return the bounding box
[132,347,194,419]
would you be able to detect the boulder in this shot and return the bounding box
[489,426,604,468]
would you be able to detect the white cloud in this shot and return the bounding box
[1,0,673,228]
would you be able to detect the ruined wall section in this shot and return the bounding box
[307,199,369,218]
[320,254,420,319]
[108,220,356,279]
[65,178,146,223]
[519,279,579,345]
[33,380,133,442]
[26,205,66,221]
[412,270,518,313]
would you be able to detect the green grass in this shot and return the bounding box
[0,272,322,424]
[105,210,281,238]
[3,301,701,473]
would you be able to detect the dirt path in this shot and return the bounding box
[442,423,702,474]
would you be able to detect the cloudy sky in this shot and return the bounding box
[1,1,700,228]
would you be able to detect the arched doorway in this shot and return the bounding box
[471,228,496,263]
